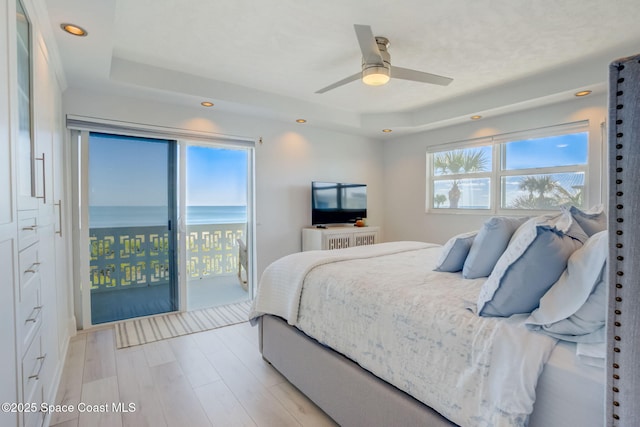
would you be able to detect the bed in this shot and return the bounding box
[250,237,605,427]
[249,53,640,427]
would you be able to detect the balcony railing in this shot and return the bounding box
[90,223,245,292]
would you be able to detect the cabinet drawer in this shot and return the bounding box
[17,275,42,352]
[18,210,40,251]
[23,385,43,427]
[22,334,45,405]
[18,243,41,298]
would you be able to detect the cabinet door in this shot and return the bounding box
[15,0,38,210]
[324,233,352,249]
[33,41,55,221]
[0,9,11,225]
[354,231,377,246]
[1,3,19,425]
[0,239,19,427]
[52,87,70,364]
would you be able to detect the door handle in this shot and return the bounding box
[35,153,46,203]
[55,200,62,237]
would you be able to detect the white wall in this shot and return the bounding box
[382,94,608,244]
[63,89,384,275]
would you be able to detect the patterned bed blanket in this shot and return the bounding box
[250,242,557,427]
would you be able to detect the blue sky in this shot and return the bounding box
[186,146,247,206]
[89,134,170,206]
[89,134,247,206]
[504,133,588,170]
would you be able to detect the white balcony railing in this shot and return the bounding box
[90,223,245,292]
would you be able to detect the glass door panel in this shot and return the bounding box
[88,133,177,324]
[184,145,250,310]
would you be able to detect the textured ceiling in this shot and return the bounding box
[46,0,640,136]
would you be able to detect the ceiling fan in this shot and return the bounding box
[316,24,453,94]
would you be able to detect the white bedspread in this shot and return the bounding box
[251,242,558,427]
[249,241,432,325]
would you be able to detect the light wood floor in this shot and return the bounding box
[50,322,338,427]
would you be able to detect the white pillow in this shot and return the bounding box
[566,205,607,237]
[477,211,588,317]
[434,231,477,272]
[525,230,607,342]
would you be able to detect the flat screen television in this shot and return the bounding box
[311,181,367,225]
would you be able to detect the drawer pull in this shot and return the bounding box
[24,262,41,274]
[28,354,46,380]
[35,153,46,203]
[22,225,38,231]
[25,306,43,323]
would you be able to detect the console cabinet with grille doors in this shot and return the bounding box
[302,226,380,251]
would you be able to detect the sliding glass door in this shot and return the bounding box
[75,128,255,327]
[88,133,177,324]
[183,144,252,311]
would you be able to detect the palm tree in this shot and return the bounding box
[433,194,447,208]
[511,175,572,209]
[554,185,584,207]
[433,149,489,208]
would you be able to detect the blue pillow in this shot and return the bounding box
[567,205,607,237]
[434,231,477,272]
[477,212,588,317]
[525,230,607,342]
[462,216,528,279]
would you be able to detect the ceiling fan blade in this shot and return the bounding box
[354,24,383,65]
[315,72,361,94]
[393,67,453,86]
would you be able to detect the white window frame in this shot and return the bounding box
[426,121,589,215]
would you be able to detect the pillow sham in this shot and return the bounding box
[434,231,477,272]
[462,216,528,279]
[525,230,607,342]
[477,211,588,317]
[566,204,607,237]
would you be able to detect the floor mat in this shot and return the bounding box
[115,300,251,349]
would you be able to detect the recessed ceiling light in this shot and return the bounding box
[470,115,482,120]
[574,90,592,97]
[201,101,214,107]
[296,119,307,123]
[60,23,87,37]
[382,129,392,133]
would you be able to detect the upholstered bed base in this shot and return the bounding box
[260,314,605,427]
[260,314,455,427]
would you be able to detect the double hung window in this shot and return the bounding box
[427,121,589,213]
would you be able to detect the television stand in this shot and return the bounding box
[302,226,380,251]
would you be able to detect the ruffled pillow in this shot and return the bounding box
[462,216,528,279]
[525,230,607,342]
[477,211,588,317]
[434,231,477,272]
[566,205,607,237]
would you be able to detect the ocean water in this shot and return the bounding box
[89,205,247,228]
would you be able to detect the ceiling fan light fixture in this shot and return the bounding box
[362,66,390,86]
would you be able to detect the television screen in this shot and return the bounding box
[312,181,367,225]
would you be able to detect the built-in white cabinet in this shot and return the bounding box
[1,2,21,425]
[1,1,71,426]
[302,226,380,251]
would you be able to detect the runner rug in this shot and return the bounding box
[115,300,251,349]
